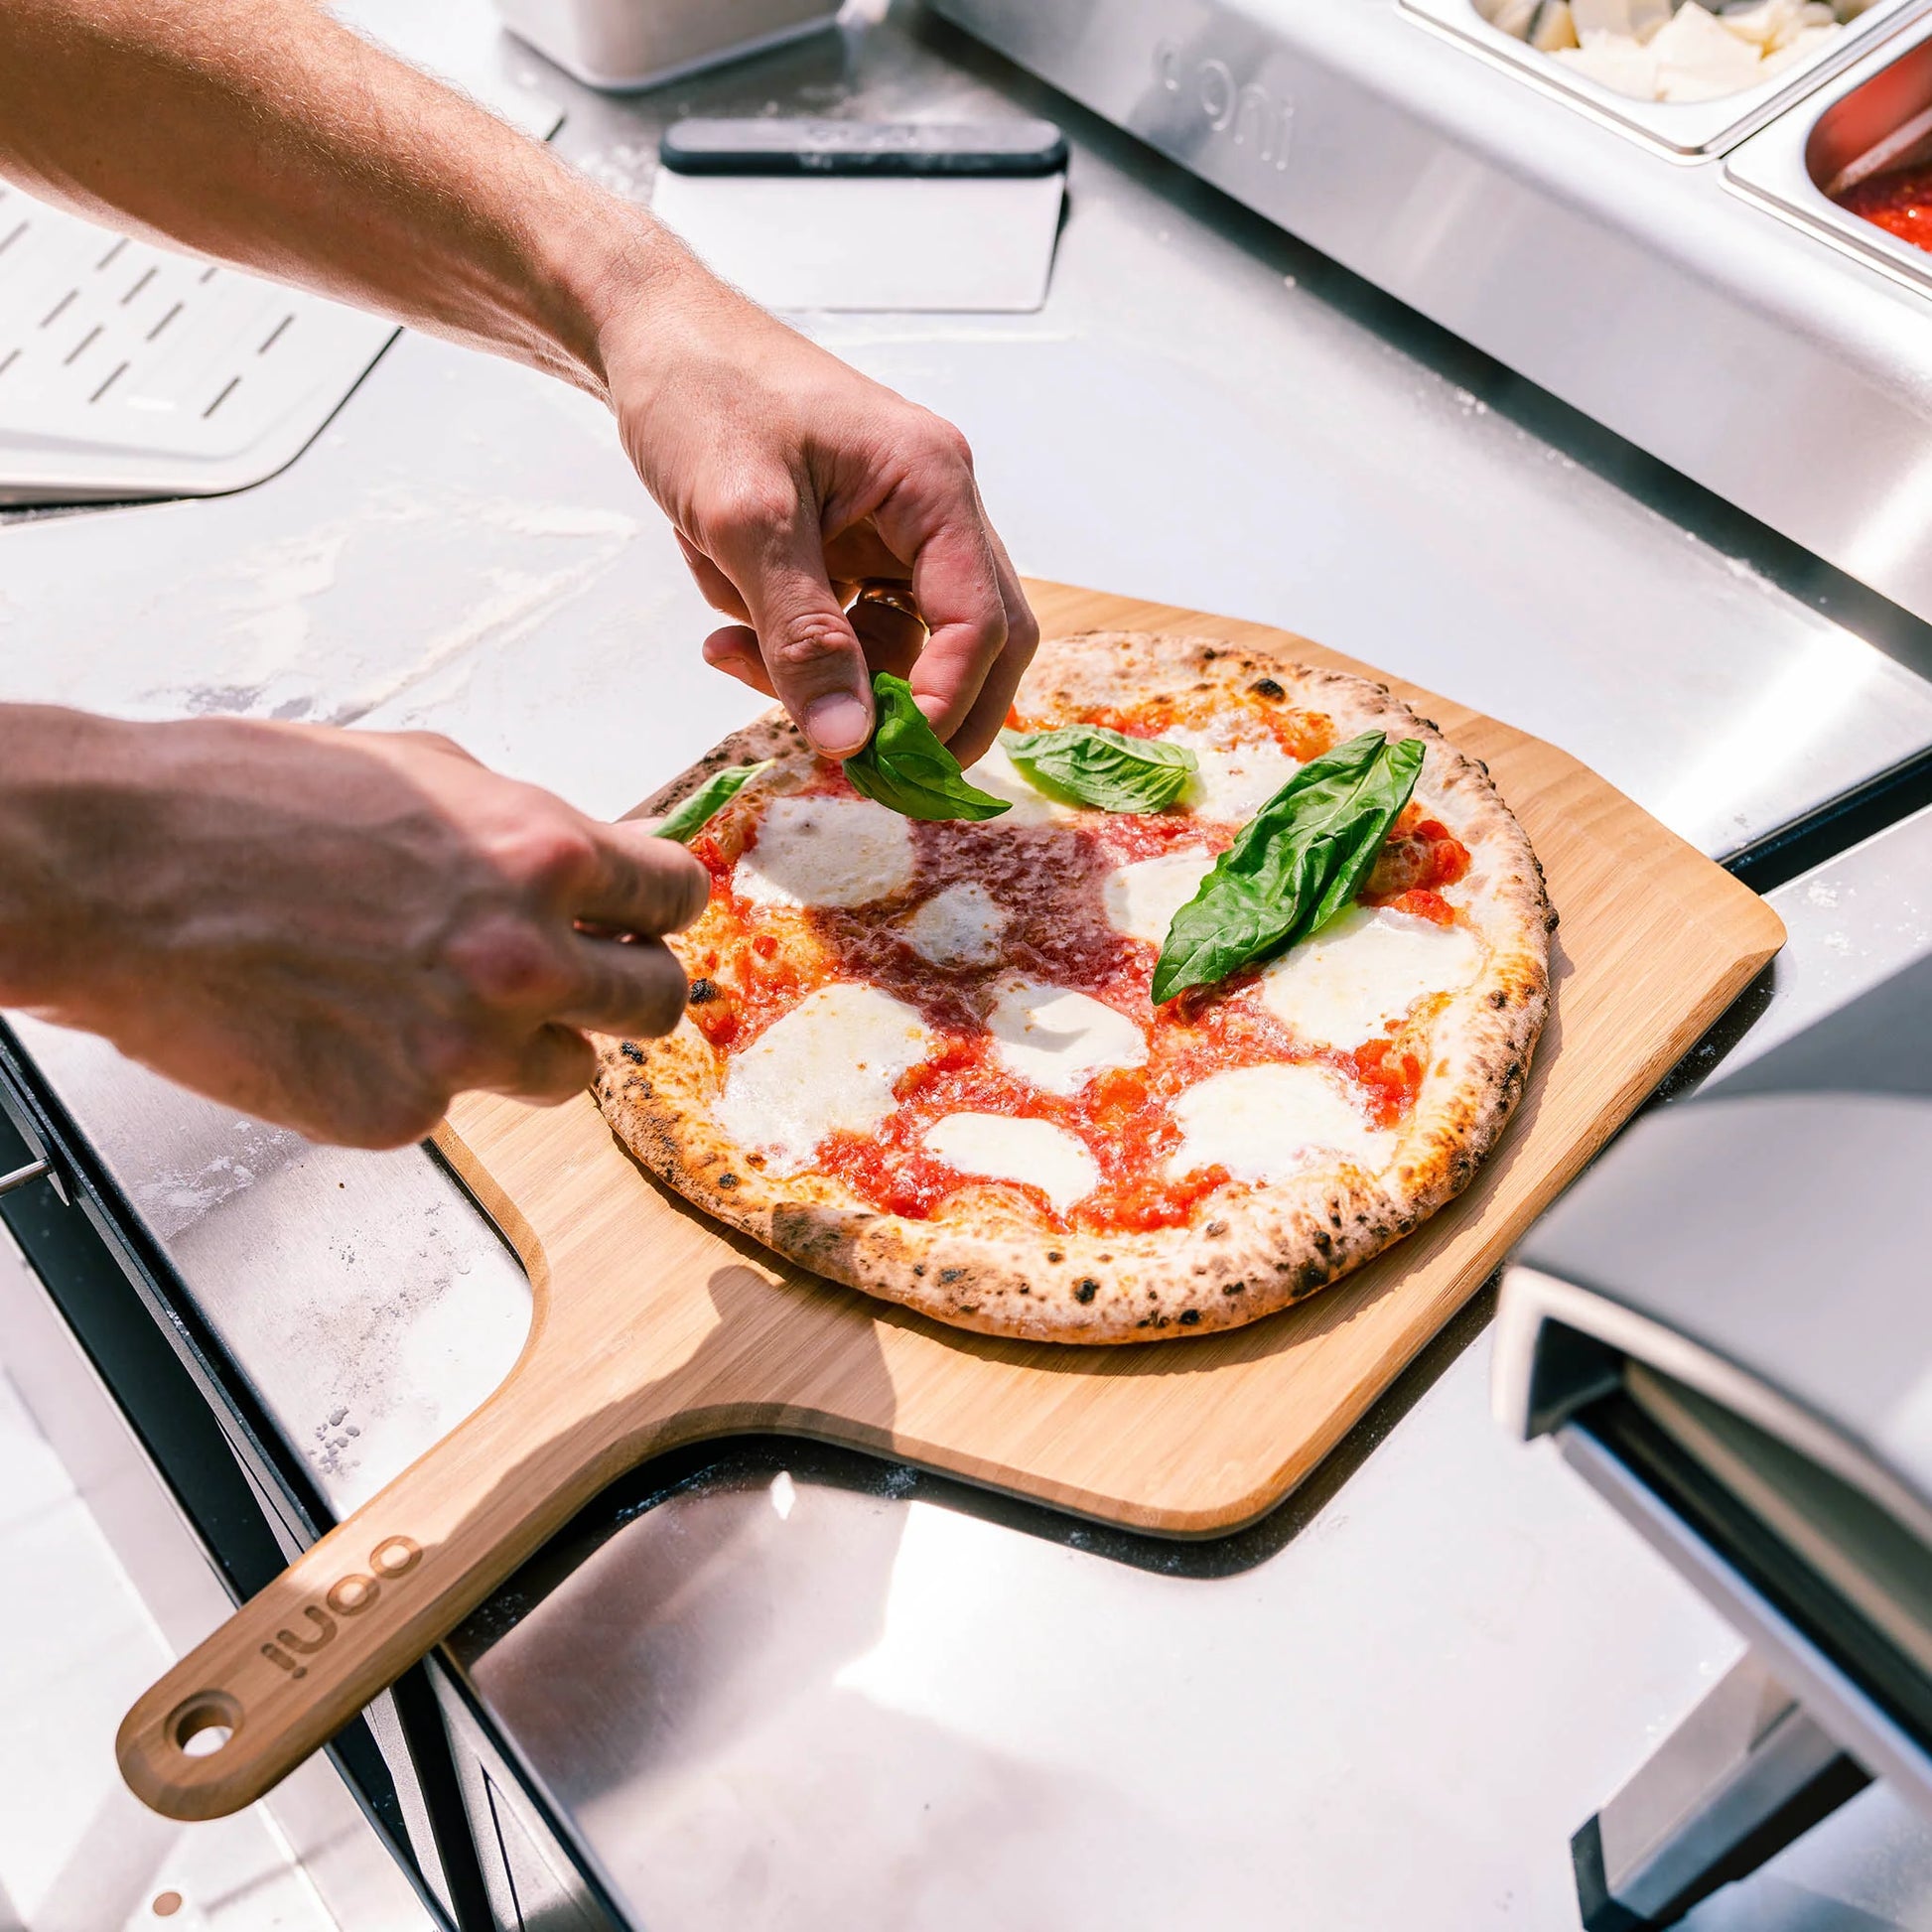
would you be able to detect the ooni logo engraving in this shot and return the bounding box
[1153,40,1293,172]
[259,1536,421,1680]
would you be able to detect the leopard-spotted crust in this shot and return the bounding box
[596,631,1553,1343]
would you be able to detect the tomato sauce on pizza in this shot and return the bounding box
[673,693,1470,1238]
[596,632,1550,1343]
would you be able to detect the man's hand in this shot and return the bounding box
[0,709,708,1149]
[0,0,1038,766]
[602,281,1037,765]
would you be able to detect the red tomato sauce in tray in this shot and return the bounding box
[1839,162,1932,253]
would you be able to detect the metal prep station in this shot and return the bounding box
[6,0,1932,1925]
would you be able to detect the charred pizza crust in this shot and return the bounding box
[596,632,1553,1343]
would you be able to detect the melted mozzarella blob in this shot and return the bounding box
[898,881,1008,969]
[922,1113,1100,1213]
[714,983,934,1173]
[960,739,1076,824]
[986,980,1148,1095]
[1102,849,1217,945]
[1257,905,1482,1047]
[1161,726,1301,822]
[735,795,914,908]
[1170,1063,1396,1182]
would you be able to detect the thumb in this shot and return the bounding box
[706,494,875,759]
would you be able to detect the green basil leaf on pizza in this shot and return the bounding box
[655,760,773,843]
[844,673,1012,822]
[999,724,1198,813]
[593,633,1554,1345]
[1152,731,1425,1002]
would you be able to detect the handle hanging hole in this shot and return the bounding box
[169,1691,242,1758]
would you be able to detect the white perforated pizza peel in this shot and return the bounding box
[118,583,1785,1822]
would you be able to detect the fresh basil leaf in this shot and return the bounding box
[655,759,771,842]
[999,724,1198,813]
[843,672,1011,822]
[1151,732,1425,1003]
[1303,736,1425,934]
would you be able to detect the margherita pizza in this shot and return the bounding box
[595,631,1552,1343]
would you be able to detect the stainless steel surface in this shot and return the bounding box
[1408,0,1919,155]
[5,0,1932,1922]
[1495,806,1932,1484]
[935,0,1932,629]
[2,1014,537,1519]
[1495,1235,1932,1553]
[1679,799,1932,1049]
[451,1430,1737,1929]
[1496,806,1932,1515]
[1504,1088,1932,1527]
[1560,1420,1932,1819]
[1729,16,1932,297]
[1592,1655,1841,1922]
[1807,21,1932,186]
[0,1158,49,1196]
[434,1656,619,1932]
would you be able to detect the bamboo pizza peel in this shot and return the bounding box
[118,584,1786,1819]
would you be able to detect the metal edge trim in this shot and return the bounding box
[0,1021,331,1541]
[1497,1262,1932,1545]
[1559,1420,1932,1808]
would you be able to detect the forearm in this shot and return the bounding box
[0,0,699,395]
[0,7,1032,765]
[0,704,133,1008]
[0,705,292,1013]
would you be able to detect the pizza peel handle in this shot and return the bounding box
[114,1346,668,1821]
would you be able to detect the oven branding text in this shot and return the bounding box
[1154,41,1293,172]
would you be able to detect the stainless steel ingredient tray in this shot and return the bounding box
[1404,0,1927,153]
[1728,12,1932,290]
